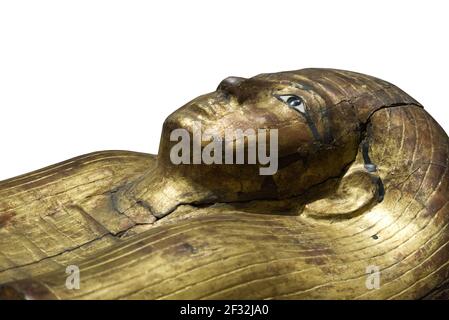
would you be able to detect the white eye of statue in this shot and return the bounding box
[277,94,306,114]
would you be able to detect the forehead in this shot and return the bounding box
[251,68,396,105]
[230,73,320,106]
[227,75,309,103]
[215,68,417,125]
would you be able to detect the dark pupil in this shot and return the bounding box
[287,96,301,107]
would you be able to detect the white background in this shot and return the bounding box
[0,0,448,180]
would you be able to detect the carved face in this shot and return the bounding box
[162,74,353,159]
[127,69,418,216]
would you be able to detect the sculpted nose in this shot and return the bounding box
[216,76,246,92]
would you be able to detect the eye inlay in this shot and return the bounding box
[277,94,306,114]
[287,96,302,107]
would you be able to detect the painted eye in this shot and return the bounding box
[277,95,306,113]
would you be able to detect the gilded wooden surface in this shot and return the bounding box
[0,69,448,299]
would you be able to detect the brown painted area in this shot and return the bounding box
[0,279,57,300]
[175,242,198,255]
[0,212,15,228]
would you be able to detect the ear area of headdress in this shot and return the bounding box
[303,164,382,219]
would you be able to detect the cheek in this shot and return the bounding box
[277,122,316,156]
[209,104,281,133]
[239,104,316,156]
